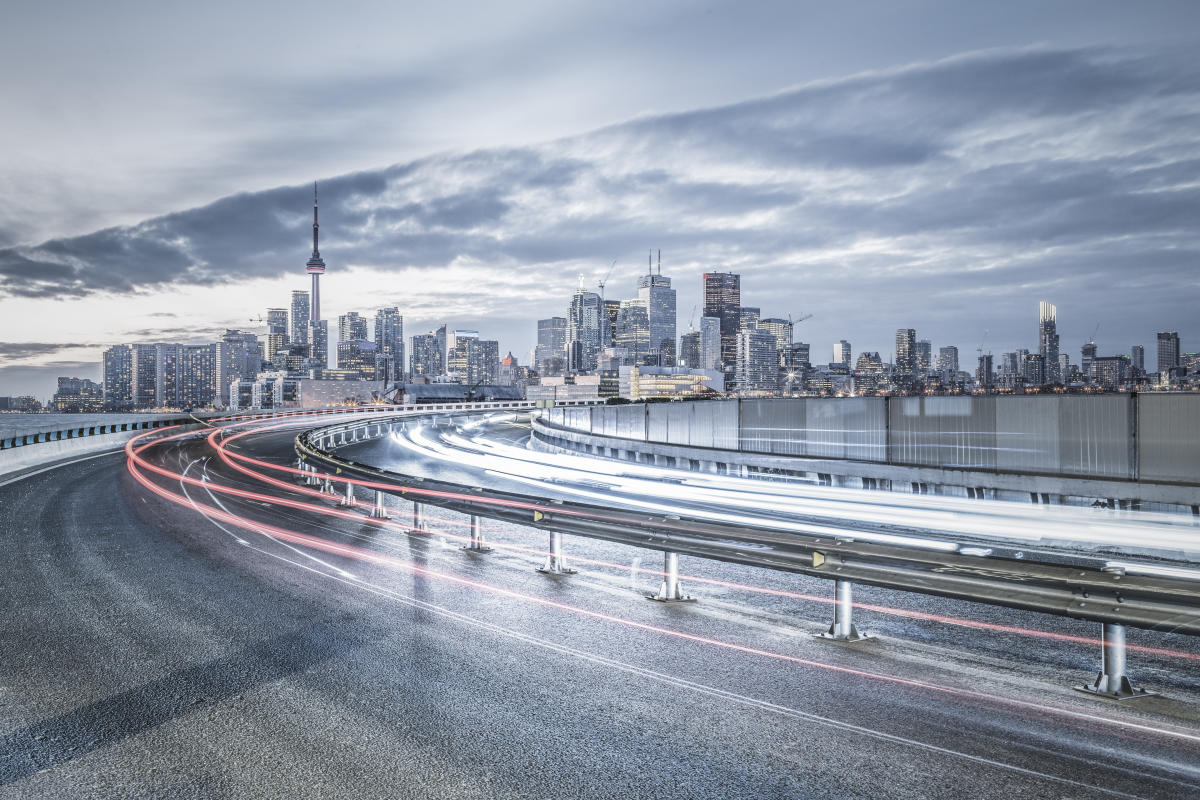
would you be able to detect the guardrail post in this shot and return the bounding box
[648,551,694,602]
[339,481,357,508]
[815,580,873,642]
[305,465,321,486]
[410,502,426,533]
[463,514,492,553]
[1075,623,1157,700]
[371,490,390,519]
[536,531,577,575]
[321,476,337,495]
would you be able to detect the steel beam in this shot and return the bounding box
[537,531,577,575]
[815,580,873,643]
[1075,623,1158,700]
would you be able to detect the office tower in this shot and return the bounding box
[736,328,778,394]
[447,330,499,385]
[739,307,760,330]
[154,343,180,408]
[567,284,603,373]
[1021,352,1046,386]
[220,330,262,380]
[305,183,326,323]
[976,354,994,392]
[1081,341,1097,380]
[290,291,310,345]
[338,312,369,343]
[916,340,932,375]
[267,308,288,340]
[1157,331,1181,373]
[759,318,792,353]
[337,339,378,380]
[894,328,917,384]
[679,331,702,369]
[1058,353,1071,380]
[637,252,676,366]
[832,340,852,369]
[1038,301,1060,383]
[614,299,650,363]
[699,317,721,372]
[410,333,443,378]
[131,344,158,409]
[102,345,133,411]
[702,272,741,380]
[1130,345,1145,375]
[602,300,620,348]
[535,317,567,377]
[936,346,959,377]
[435,325,448,372]
[374,307,404,384]
[310,320,329,370]
[178,344,217,408]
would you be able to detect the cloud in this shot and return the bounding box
[0,342,100,361]
[0,44,1197,369]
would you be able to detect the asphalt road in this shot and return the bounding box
[3,416,1200,799]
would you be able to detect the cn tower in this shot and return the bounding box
[305,182,326,322]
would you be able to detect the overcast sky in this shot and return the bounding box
[2,1,1198,398]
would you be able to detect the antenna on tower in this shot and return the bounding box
[657,249,661,275]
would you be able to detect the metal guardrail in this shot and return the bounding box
[293,412,1200,639]
[0,414,204,451]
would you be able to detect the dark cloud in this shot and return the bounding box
[0,342,99,360]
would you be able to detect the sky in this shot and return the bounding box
[1,0,1198,399]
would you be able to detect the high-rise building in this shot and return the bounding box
[1081,341,1097,380]
[702,272,741,381]
[699,316,721,372]
[567,285,603,373]
[894,328,917,384]
[637,252,677,366]
[739,307,760,331]
[976,354,994,392]
[915,340,932,375]
[735,328,778,394]
[1130,345,1145,376]
[535,317,567,377]
[1038,301,1060,384]
[936,346,959,377]
[679,331,702,369]
[305,183,326,324]
[337,339,378,380]
[374,307,404,384]
[435,325,448,372]
[155,343,180,408]
[447,330,499,385]
[1091,355,1129,389]
[759,318,792,353]
[290,291,310,345]
[1058,354,1071,381]
[102,345,133,411]
[178,344,216,408]
[602,300,620,348]
[410,333,443,378]
[52,377,103,413]
[614,299,650,363]
[267,308,288,340]
[1157,331,1181,374]
[339,312,369,344]
[310,320,329,370]
[1021,352,1046,386]
[832,340,852,370]
[131,344,158,409]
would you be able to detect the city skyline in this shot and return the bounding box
[3,9,1200,398]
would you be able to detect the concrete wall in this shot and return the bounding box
[0,415,200,478]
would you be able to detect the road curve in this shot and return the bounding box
[2,412,1199,799]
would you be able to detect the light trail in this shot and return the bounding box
[125,427,1200,752]
[199,416,1200,665]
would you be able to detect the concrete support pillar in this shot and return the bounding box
[304,466,321,486]
[1075,623,1157,700]
[648,551,694,602]
[815,580,873,643]
[321,477,337,495]
[371,490,390,519]
[462,514,492,553]
[536,531,577,575]
[411,502,425,534]
[339,481,357,507]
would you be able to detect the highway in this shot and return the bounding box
[3,410,1200,798]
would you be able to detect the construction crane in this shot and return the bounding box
[687,304,698,331]
[597,259,617,300]
[248,313,264,324]
[788,312,814,326]
[977,329,990,357]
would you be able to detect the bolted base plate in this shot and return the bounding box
[646,594,697,603]
[462,545,494,553]
[1074,674,1159,701]
[536,566,578,575]
[814,623,875,644]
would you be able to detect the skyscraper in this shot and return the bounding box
[915,339,932,375]
[614,299,650,362]
[894,328,917,384]
[102,345,132,411]
[535,317,567,376]
[306,182,326,323]
[267,308,288,340]
[567,284,603,373]
[1130,344,1145,375]
[976,354,994,392]
[1038,301,1060,384]
[1081,341,1097,380]
[290,291,310,345]
[936,346,959,378]
[410,333,443,378]
[310,321,329,370]
[154,343,180,408]
[699,316,721,372]
[736,328,777,394]
[702,272,741,381]
[758,318,793,353]
[374,307,404,384]
[447,330,499,385]
[337,339,378,380]
[832,340,852,370]
[679,331,701,369]
[739,307,760,331]
[339,312,369,343]
[637,252,676,366]
[131,344,158,409]
[178,344,216,408]
[1157,331,1181,374]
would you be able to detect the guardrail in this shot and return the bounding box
[293,409,1200,701]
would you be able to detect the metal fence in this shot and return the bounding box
[547,394,1200,483]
